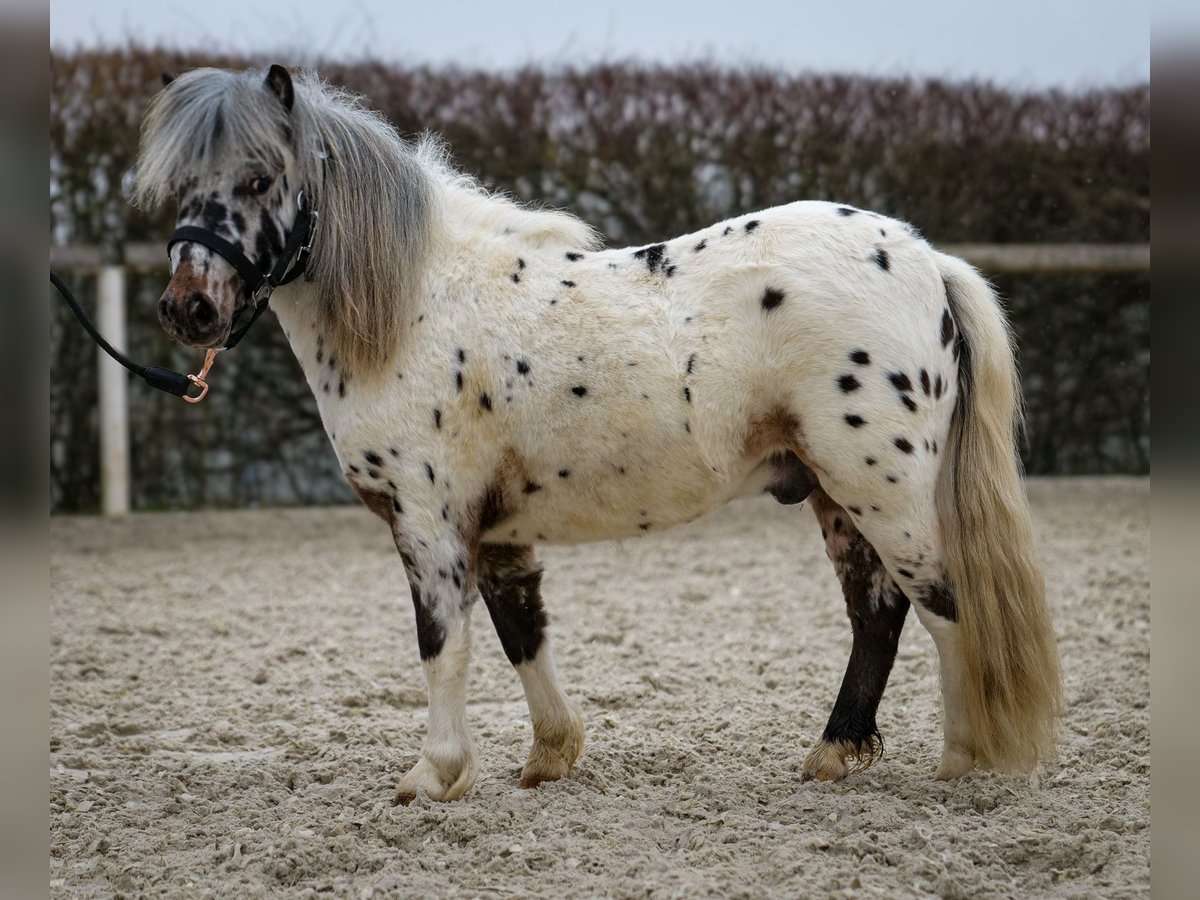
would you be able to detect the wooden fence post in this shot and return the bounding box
[96,266,130,515]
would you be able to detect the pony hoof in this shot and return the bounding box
[395,754,478,804]
[520,705,585,789]
[801,740,850,783]
[934,745,976,780]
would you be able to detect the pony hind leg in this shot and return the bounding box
[815,473,976,780]
[803,489,910,782]
[477,544,585,789]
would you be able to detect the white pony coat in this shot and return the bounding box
[274,188,954,552]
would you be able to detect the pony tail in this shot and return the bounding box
[934,253,1062,772]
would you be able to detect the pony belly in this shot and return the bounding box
[479,463,747,546]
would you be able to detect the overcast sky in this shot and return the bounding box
[50,0,1149,89]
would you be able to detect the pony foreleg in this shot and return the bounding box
[478,545,584,788]
[395,555,479,804]
[803,490,910,782]
[514,645,585,788]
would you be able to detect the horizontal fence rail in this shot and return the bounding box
[50,242,1151,274]
[942,243,1150,274]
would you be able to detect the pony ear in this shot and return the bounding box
[160,72,175,87]
[265,64,295,112]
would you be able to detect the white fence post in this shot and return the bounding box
[96,266,130,516]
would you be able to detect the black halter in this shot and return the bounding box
[167,189,318,349]
[50,189,319,401]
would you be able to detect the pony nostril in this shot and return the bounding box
[187,292,217,331]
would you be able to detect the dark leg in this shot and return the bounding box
[477,544,547,666]
[477,545,584,788]
[802,489,910,782]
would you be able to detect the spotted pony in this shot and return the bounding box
[137,65,1062,802]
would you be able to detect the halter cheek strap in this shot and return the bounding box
[167,189,318,349]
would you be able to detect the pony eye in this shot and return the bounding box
[248,176,273,195]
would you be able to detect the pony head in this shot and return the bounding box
[134,64,437,369]
[136,65,306,348]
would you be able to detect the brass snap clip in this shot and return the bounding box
[183,348,220,404]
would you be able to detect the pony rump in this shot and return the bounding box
[134,66,438,373]
[934,252,1062,772]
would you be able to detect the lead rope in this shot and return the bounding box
[50,270,207,400]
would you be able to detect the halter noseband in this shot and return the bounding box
[167,189,318,351]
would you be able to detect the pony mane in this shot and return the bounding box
[134,66,598,373]
[430,160,602,252]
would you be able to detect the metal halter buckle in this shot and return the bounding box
[251,280,273,306]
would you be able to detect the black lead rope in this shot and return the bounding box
[50,269,194,397]
[50,190,318,401]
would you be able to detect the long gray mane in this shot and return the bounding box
[134,67,438,372]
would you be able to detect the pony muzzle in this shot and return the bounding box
[157,280,234,348]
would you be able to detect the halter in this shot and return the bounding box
[50,189,318,403]
[167,189,318,352]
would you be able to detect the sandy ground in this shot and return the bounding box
[50,477,1149,898]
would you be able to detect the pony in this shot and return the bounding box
[135,64,1061,802]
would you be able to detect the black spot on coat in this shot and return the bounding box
[838,374,861,393]
[850,350,871,365]
[632,243,667,274]
[761,288,784,311]
[921,582,958,621]
[875,248,890,271]
[845,414,866,428]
